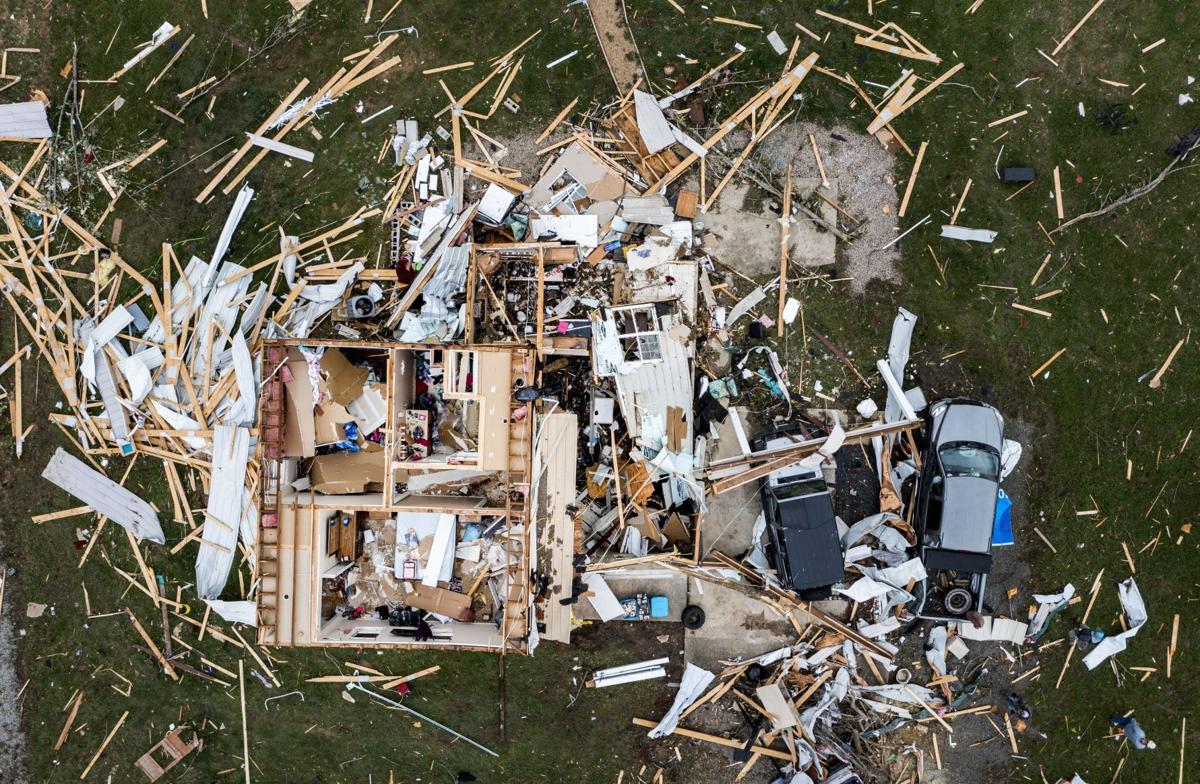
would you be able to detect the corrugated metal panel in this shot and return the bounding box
[195,424,250,598]
[42,449,164,543]
[614,333,693,454]
[423,243,469,301]
[0,101,51,139]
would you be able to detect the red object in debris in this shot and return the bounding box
[395,683,411,696]
[1075,175,1084,184]
[83,151,95,164]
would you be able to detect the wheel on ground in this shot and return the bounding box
[681,604,705,629]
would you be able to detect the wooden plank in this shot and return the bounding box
[648,53,819,194]
[897,141,927,218]
[1029,348,1066,378]
[867,63,964,135]
[79,710,128,779]
[55,691,84,751]
[853,35,940,63]
[246,133,315,163]
[630,718,791,761]
[712,16,762,30]
[239,660,251,784]
[1053,165,1064,220]
[776,164,792,337]
[125,608,178,680]
[950,178,972,224]
[195,79,310,202]
[1052,0,1108,56]
[422,61,473,75]
[535,97,579,143]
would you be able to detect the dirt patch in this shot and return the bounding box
[586,0,640,92]
[757,122,903,293]
[491,130,549,184]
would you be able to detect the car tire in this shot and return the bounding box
[681,605,705,630]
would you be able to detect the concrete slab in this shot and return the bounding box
[700,407,763,560]
[700,179,838,278]
[684,578,796,669]
[573,566,689,622]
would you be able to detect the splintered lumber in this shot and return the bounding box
[223,67,347,194]
[854,34,940,63]
[1057,569,1104,688]
[867,63,964,135]
[631,718,792,761]
[1179,717,1187,784]
[648,53,819,194]
[125,608,178,680]
[246,133,315,163]
[1148,338,1185,389]
[898,141,928,217]
[124,138,167,172]
[79,710,129,780]
[988,110,1028,128]
[307,665,440,685]
[535,97,578,143]
[950,178,972,224]
[1052,0,1108,56]
[195,79,310,202]
[815,8,894,37]
[712,16,762,30]
[231,625,281,687]
[906,686,953,733]
[239,660,251,784]
[1053,165,1064,220]
[777,164,792,337]
[1032,348,1070,376]
[56,691,84,751]
[422,61,474,75]
[809,134,828,188]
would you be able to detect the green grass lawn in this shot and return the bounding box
[2,0,1198,782]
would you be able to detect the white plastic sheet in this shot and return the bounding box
[1082,577,1147,670]
[647,663,715,738]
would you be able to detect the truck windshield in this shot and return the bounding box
[772,477,828,500]
[939,443,1000,480]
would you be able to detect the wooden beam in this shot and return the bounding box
[535,97,579,144]
[898,140,927,218]
[195,79,310,202]
[239,660,251,784]
[648,53,819,194]
[867,63,964,135]
[79,710,128,780]
[631,718,791,761]
[1052,0,1108,56]
[55,691,84,751]
[125,608,178,680]
[776,164,792,337]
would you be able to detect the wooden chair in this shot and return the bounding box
[134,727,202,782]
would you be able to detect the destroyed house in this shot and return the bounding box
[253,338,542,652]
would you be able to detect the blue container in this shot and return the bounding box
[649,595,669,619]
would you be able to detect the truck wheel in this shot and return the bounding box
[681,605,706,629]
[944,588,973,616]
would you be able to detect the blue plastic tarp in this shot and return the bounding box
[992,488,1014,546]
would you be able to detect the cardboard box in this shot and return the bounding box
[309,448,387,494]
[405,582,473,621]
[314,400,354,446]
[320,349,370,406]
